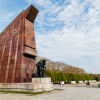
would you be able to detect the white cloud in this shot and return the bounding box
[32,0,100,73]
[26,0,52,7]
[36,26,100,73]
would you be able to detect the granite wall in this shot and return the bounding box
[0,5,38,83]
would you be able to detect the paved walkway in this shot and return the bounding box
[0,86,100,100]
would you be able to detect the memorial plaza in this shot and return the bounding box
[0,3,100,100]
[0,86,100,100]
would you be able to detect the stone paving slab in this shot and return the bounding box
[0,86,100,100]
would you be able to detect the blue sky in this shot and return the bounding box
[0,0,100,73]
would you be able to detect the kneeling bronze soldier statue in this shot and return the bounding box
[36,59,46,77]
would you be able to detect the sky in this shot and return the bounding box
[0,0,100,73]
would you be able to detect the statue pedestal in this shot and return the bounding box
[32,77,53,91]
[32,77,51,83]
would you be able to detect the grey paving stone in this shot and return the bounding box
[0,86,100,100]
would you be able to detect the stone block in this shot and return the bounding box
[71,81,76,84]
[88,80,91,83]
[41,83,53,91]
[32,78,37,83]
[84,81,88,83]
[32,77,51,83]
[79,81,83,84]
[91,80,96,83]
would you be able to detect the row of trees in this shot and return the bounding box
[45,69,93,83]
[90,74,100,81]
[37,56,100,82]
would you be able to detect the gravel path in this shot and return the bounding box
[0,86,100,100]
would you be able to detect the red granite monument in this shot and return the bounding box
[0,5,39,83]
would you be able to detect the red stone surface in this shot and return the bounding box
[0,5,39,83]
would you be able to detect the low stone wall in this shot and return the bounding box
[0,78,53,92]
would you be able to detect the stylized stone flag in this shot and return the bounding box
[0,5,39,83]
